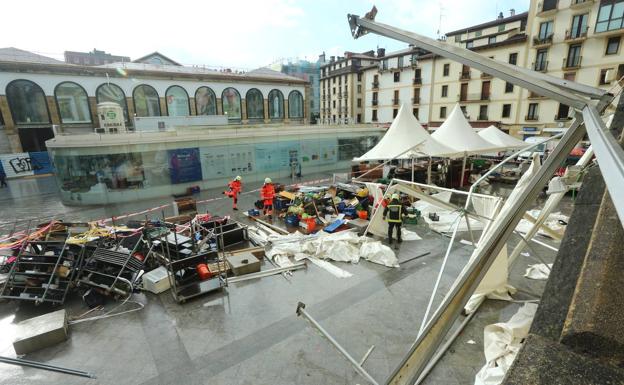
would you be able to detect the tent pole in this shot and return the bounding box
[460,155,467,188]
[427,158,432,185]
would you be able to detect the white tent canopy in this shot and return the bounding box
[354,104,459,161]
[431,104,506,155]
[478,125,526,149]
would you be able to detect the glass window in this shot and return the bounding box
[268,89,284,119]
[443,63,450,76]
[288,91,304,119]
[606,36,621,54]
[505,82,514,93]
[397,56,404,68]
[133,85,161,117]
[442,85,448,97]
[596,0,624,33]
[6,80,50,124]
[502,104,511,118]
[165,86,189,117]
[538,21,554,40]
[488,36,496,44]
[570,14,589,38]
[498,24,505,32]
[466,41,474,49]
[96,83,129,122]
[195,87,217,115]
[246,88,264,120]
[440,106,447,119]
[475,30,482,37]
[54,82,91,123]
[394,72,400,82]
[222,87,242,120]
[509,52,518,65]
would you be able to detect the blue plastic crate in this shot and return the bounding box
[285,215,300,226]
[248,209,260,217]
[343,207,357,217]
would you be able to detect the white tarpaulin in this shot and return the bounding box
[478,125,527,149]
[464,154,541,314]
[474,303,538,385]
[366,180,502,238]
[524,263,552,280]
[432,104,505,155]
[355,103,459,161]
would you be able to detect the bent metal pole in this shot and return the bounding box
[296,302,380,385]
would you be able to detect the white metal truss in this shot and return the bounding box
[347,9,624,385]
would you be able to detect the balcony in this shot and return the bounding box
[570,0,593,9]
[528,91,546,99]
[554,114,573,121]
[532,60,549,72]
[481,72,493,79]
[371,81,379,89]
[565,27,589,41]
[392,98,400,105]
[412,97,420,104]
[532,34,553,47]
[458,93,490,102]
[536,0,558,17]
[562,56,582,70]
[413,77,422,85]
[372,100,378,106]
[459,71,471,80]
[525,114,539,121]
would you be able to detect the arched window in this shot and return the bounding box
[245,89,264,120]
[195,87,216,115]
[289,90,304,119]
[54,82,91,123]
[96,83,129,121]
[133,85,161,117]
[165,86,190,117]
[268,89,284,120]
[221,87,241,120]
[6,80,50,124]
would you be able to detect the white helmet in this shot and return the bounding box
[264,177,272,184]
[236,175,242,181]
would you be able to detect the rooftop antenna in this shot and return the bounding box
[436,3,445,38]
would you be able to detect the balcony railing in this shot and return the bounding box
[525,114,539,121]
[554,114,572,121]
[570,0,593,8]
[458,93,490,102]
[459,71,471,80]
[481,72,493,79]
[372,81,379,89]
[392,98,400,105]
[412,97,420,104]
[532,34,554,46]
[477,114,489,121]
[372,100,378,106]
[533,60,549,72]
[565,27,589,40]
[413,77,422,85]
[562,55,582,69]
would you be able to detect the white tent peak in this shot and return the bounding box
[432,104,503,155]
[354,103,428,161]
[478,125,526,149]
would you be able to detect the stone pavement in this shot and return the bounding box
[0,173,563,385]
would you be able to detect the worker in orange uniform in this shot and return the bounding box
[260,177,276,219]
[223,175,242,210]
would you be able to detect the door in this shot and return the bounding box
[481,81,491,100]
[460,83,468,101]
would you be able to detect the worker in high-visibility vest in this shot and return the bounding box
[260,177,276,219]
[383,193,407,247]
[223,175,242,210]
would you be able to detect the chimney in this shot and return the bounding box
[330,56,335,63]
[319,52,326,63]
[377,48,385,57]
[498,12,504,19]
[510,8,515,16]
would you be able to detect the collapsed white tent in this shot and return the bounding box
[355,104,459,161]
[478,125,526,150]
[431,104,506,155]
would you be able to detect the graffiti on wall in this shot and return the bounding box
[0,152,53,178]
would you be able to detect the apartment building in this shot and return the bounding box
[320,51,379,124]
[437,11,530,135]
[519,0,624,137]
[363,47,433,124]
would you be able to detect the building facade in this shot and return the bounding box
[320,50,380,124]
[64,49,130,66]
[0,50,309,153]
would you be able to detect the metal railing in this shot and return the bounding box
[537,0,558,13]
[392,98,400,105]
[459,71,471,80]
[413,77,422,85]
[371,81,379,89]
[477,114,489,120]
[372,100,378,106]
[533,60,549,72]
[565,26,589,40]
[412,97,420,104]
[533,34,554,46]
[458,93,490,102]
[525,114,539,121]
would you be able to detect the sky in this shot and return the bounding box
[1,0,529,70]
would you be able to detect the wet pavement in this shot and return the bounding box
[0,174,564,385]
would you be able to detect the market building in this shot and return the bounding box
[0,49,310,154]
